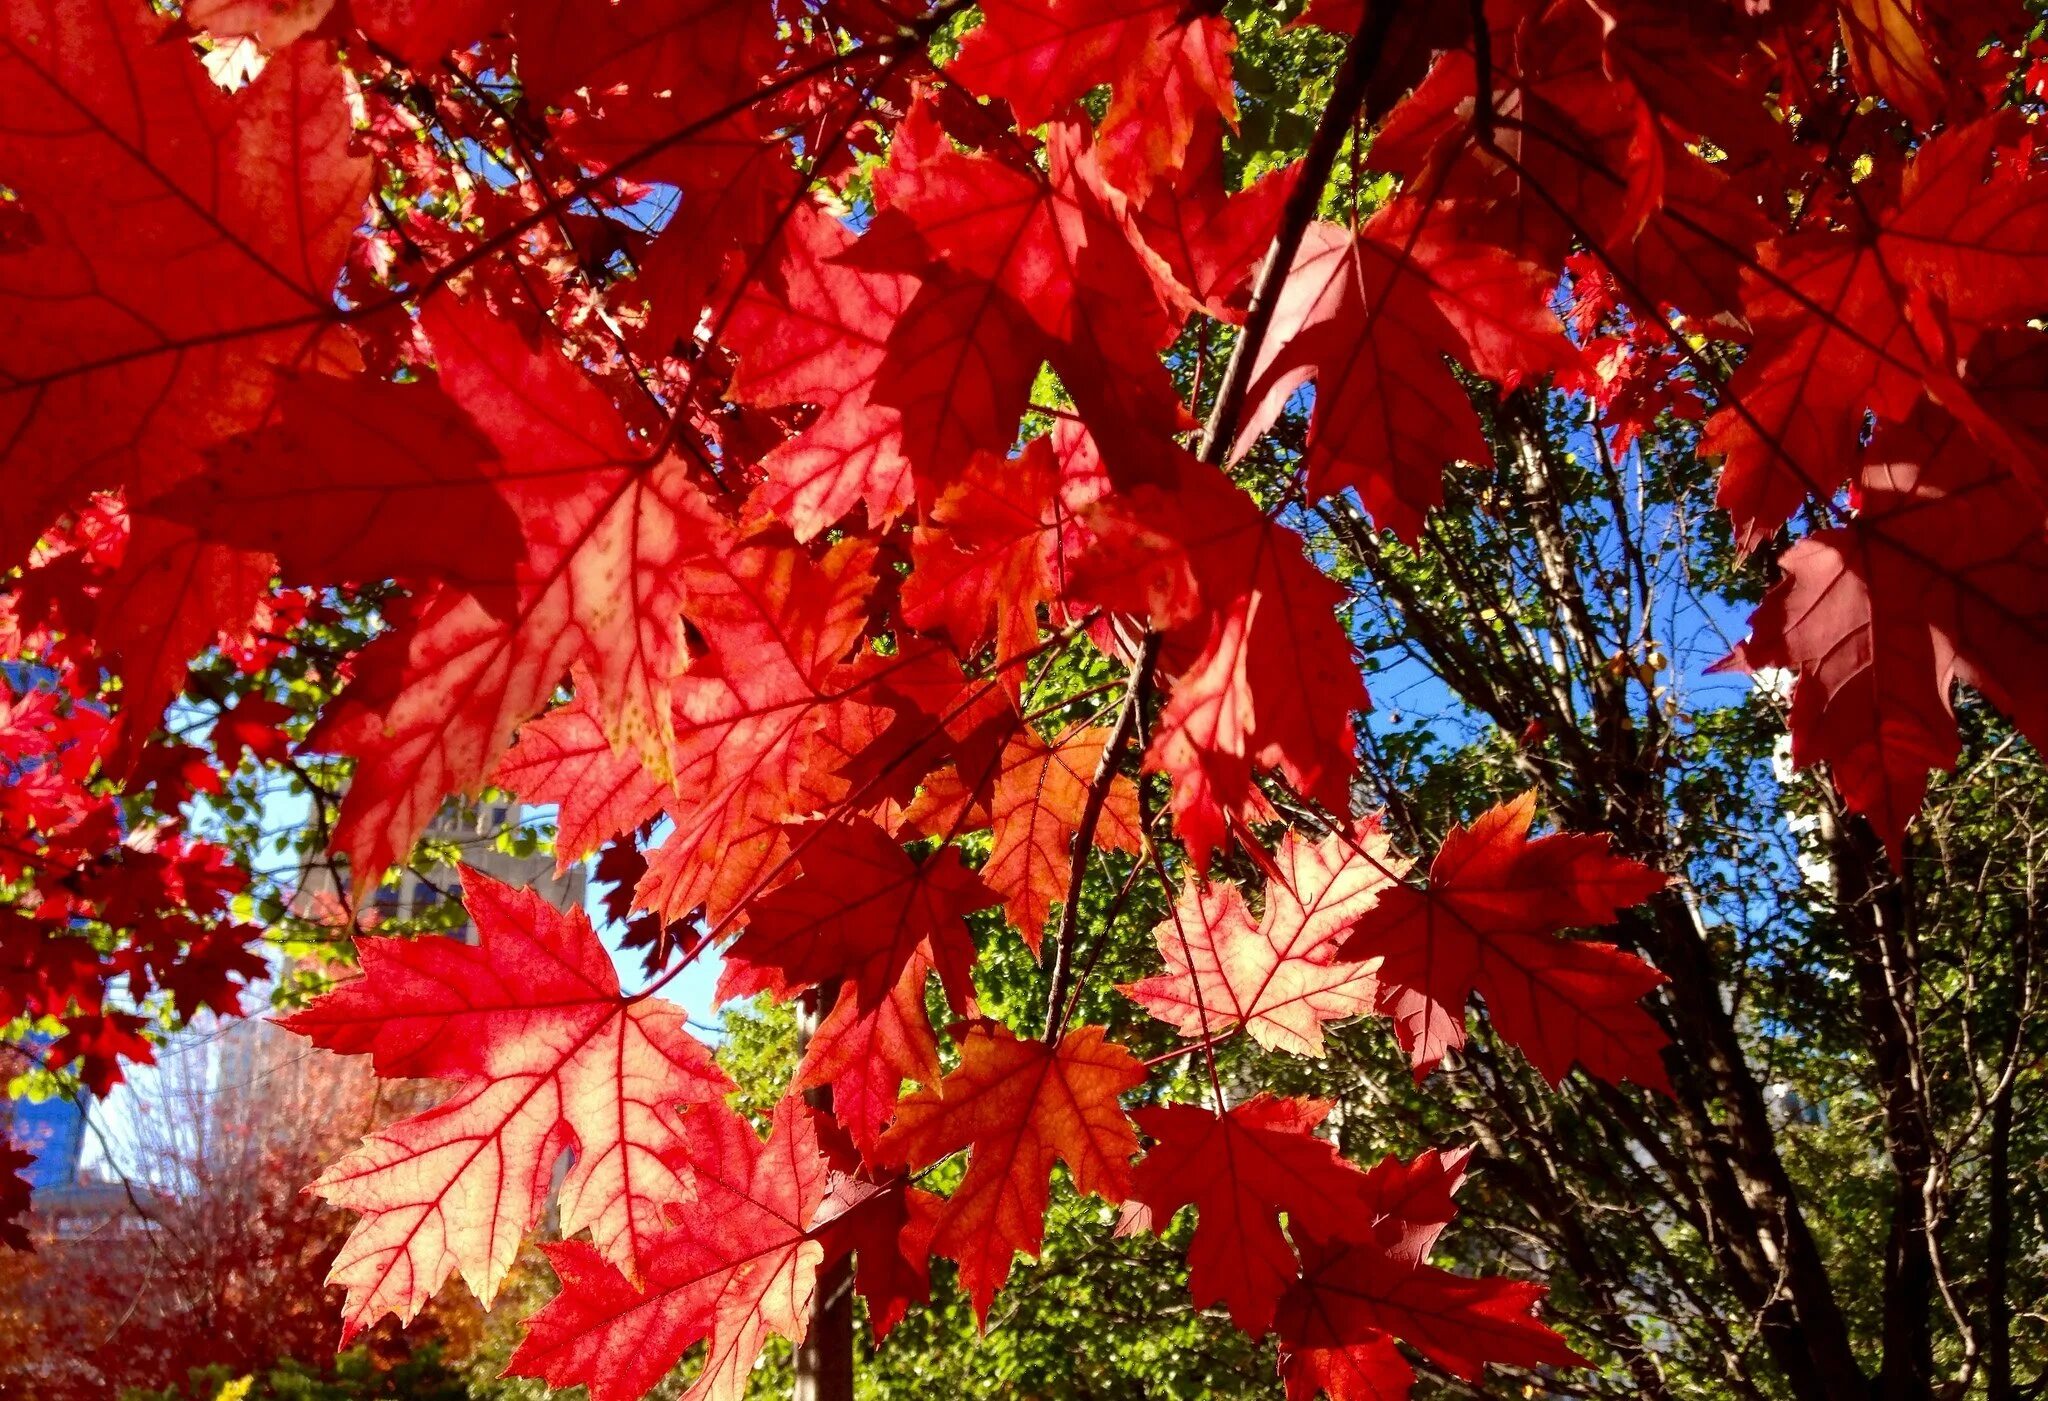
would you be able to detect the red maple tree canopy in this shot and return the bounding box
[4,0,2047,1396]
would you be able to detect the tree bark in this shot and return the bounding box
[794,1256,856,1401]
[1822,807,1941,1401]
[795,988,856,1401]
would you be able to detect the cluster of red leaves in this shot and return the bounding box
[0,502,273,1221]
[4,0,2046,1395]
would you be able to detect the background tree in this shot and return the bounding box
[0,1018,502,1397]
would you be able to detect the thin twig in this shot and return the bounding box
[1044,632,1161,1040]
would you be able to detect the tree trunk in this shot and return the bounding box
[795,1253,856,1401]
[1823,808,1940,1401]
[795,988,857,1401]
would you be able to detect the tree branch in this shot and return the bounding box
[1195,0,1406,462]
[1044,631,1160,1040]
[1040,0,1404,1040]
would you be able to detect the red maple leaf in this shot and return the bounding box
[1704,117,2048,548]
[349,1,495,67]
[869,108,1192,478]
[716,816,994,1148]
[281,870,730,1336]
[1720,400,2048,858]
[518,0,796,336]
[790,955,947,1155]
[0,3,368,752]
[811,1169,944,1341]
[726,200,921,539]
[634,534,884,929]
[1275,1149,1585,1400]
[1132,126,1300,323]
[899,437,1076,681]
[92,520,276,767]
[1129,1094,1378,1336]
[299,296,734,889]
[983,723,1146,950]
[495,680,670,870]
[1233,210,1572,542]
[1070,443,1368,864]
[0,1,367,565]
[1370,2,1770,325]
[508,1095,827,1401]
[873,1022,1145,1320]
[1124,827,1404,1056]
[156,370,518,595]
[210,695,297,774]
[1339,793,1671,1089]
[48,1011,155,1099]
[947,0,1236,193]
[718,816,989,1009]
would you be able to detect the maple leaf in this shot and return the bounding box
[1269,1146,1584,1399]
[93,520,275,770]
[1947,329,2048,503]
[726,200,920,539]
[947,0,1236,192]
[211,695,296,773]
[1069,444,1368,865]
[1233,211,1571,542]
[634,535,884,930]
[791,955,949,1155]
[1705,117,2048,549]
[715,817,994,1148]
[495,681,669,871]
[1276,1200,1584,1398]
[869,109,1191,481]
[1837,0,1960,125]
[517,0,795,332]
[899,438,1075,680]
[983,724,1146,950]
[412,297,717,760]
[156,370,519,595]
[819,639,1020,831]
[515,0,788,179]
[874,1022,1145,1320]
[280,870,730,1336]
[1124,827,1403,1058]
[304,298,735,890]
[1339,793,1670,1089]
[811,1170,944,1341]
[1368,3,1770,326]
[761,165,1056,507]
[1720,401,2048,859]
[0,1,368,566]
[1130,1095,1377,1336]
[508,1096,827,1401]
[718,817,989,1009]
[1132,128,1299,323]
[48,1012,157,1098]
